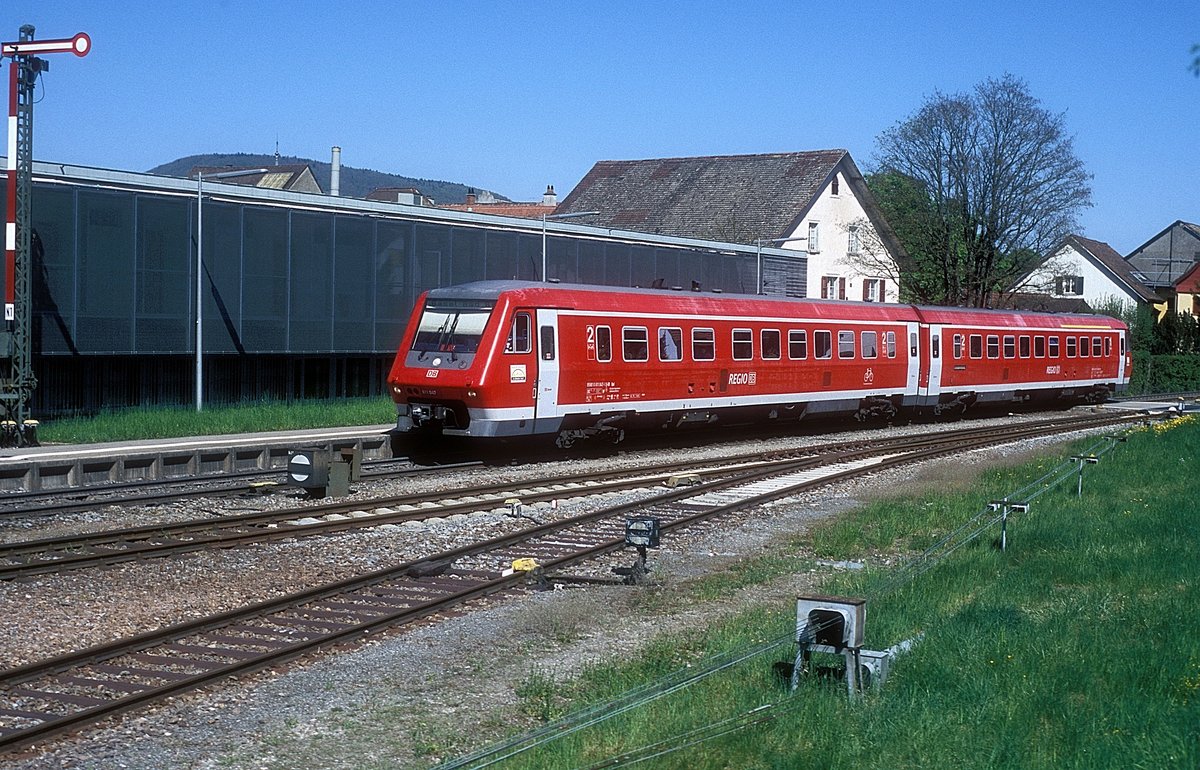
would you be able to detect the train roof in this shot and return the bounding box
[424,281,1126,329]
[425,281,920,320]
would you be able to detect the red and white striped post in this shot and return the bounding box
[2,31,89,323]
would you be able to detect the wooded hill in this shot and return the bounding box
[148,153,508,204]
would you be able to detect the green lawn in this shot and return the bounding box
[458,416,1200,769]
[35,398,395,445]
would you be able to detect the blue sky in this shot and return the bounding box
[5,1,1198,254]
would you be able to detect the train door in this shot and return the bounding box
[534,309,560,425]
[906,322,923,399]
[926,325,944,394]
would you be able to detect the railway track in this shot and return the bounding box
[0,411,1147,753]
[0,414,1134,581]
[0,456,463,519]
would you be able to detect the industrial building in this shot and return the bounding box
[7,161,806,416]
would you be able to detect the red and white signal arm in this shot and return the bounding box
[2,32,91,57]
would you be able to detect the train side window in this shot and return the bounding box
[1019,336,1031,358]
[987,335,1000,359]
[886,331,897,358]
[622,327,649,362]
[953,334,964,359]
[658,327,683,362]
[505,313,532,354]
[815,330,833,359]
[692,328,715,361]
[1003,335,1016,358]
[1048,336,1060,357]
[861,331,878,359]
[788,330,808,360]
[1078,336,1089,357]
[1104,337,1113,357]
[732,328,754,361]
[596,325,612,363]
[1034,336,1046,357]
[838,330,855,359]
[969,334,983,358]
[1092,336,1102,357]
[761,329,781,360]
[1066,337,1077,357]
[539,325,556,361]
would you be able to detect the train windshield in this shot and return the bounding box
[410,298,495,358]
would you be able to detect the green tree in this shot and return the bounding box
[873,75,1092,307]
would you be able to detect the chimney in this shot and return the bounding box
[330,146,342,196]
[542,184,557,206]
[465,188,477,206]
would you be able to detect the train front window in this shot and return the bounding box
[411,299,495,359]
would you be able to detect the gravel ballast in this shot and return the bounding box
[0,413,1126,769]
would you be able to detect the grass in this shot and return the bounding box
[34,398,395,445]
[463,416,1200,769]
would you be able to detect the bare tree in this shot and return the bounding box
[874,75,1092,307]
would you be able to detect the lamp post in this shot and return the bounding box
[195,168,267,411]
[755,236,809,295]
[541,211,599,282]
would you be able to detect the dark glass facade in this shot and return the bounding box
[7,169,804,415]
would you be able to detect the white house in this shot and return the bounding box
[1019,234,1160,313]
[555,150,906,301]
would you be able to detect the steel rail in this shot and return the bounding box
[0,413,1131,580]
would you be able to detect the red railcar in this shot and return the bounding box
[386,282,1131,447]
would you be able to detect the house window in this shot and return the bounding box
[1055,275,1085,296]
[862,278,882,302]
[821,276,846,300]
[808,222,820,254]
[848,225,861,255]
[831,176,840,196]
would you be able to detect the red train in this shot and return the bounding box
[386,281,1131,448]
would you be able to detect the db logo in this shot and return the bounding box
[425,369,439,379]
[864,367,875,385]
